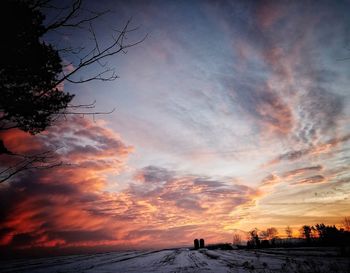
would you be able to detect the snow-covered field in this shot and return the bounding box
[1,247,349,273]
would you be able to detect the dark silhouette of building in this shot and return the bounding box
[199,238,205,248]
[194,239,199,249]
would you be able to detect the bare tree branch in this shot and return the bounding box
[0,148,63,184]
[52,19,147,88]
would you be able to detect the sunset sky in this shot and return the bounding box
[1,0,350,252]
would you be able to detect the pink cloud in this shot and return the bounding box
[0,119,262,252]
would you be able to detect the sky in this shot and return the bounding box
[1,0,350,253]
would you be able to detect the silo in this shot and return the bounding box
[194,239,199,249]
[199,238,205,248]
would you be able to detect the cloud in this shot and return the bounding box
[0,117,134,249]
[207,0,348,143]
[255,0,284,29]
[1,0,350,253]
[260,165,325,188]
[283,165,323,178]
[223,79,294,136]
[261,174,280,187]
[267,134,350,165]
[292,175,326,185]
[295,88,344,144]
[0,129,46,155]
[134,166,175,183]
[0,120,261,251]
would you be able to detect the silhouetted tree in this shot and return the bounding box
[1,0,145,137]
[267,227,278,239]
[248,228,260,248]
[0,0,73,135]
[315,223,327,240]
[315,223,342,245]
[232,233,242,245]
[300,225,312,243]
[257,227,278,247]
[285,226,293,238]
[343,217,350,231]
[0,0,145,182]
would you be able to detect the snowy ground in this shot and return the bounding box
[1,247,349,273]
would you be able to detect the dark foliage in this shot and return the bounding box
[0,0,74,134]
[246,223,350,255]
[314,224,348,246]
[247,229,260,248]
[206,243,234,250]
[301,225,312,243]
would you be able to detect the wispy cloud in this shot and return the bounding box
[292,175,326,185]
[266,134,350,165]
[283,165,323,179]
[261,174,281,187]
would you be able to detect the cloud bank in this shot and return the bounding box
[0,118,261,251]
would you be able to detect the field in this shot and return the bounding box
[1,247,349,273]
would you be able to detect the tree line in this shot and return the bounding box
[232,217,350,250]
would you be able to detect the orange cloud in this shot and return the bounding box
[0,129,43,154]
[0,120,261,252]
[0,117,133,249]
